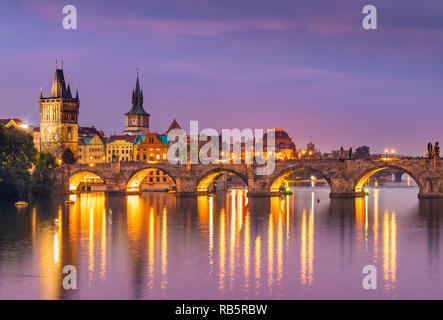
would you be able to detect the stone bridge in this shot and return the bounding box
[54,158,443,198]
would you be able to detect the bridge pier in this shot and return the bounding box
[418,176,443,198]
[175,175,198,196]
[329,177,363,198]
[246,176,276,197]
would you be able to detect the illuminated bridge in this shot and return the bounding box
[54,159,443,198]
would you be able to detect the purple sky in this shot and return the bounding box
[1,0,442,155]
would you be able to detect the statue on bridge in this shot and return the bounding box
[426,142,440,159]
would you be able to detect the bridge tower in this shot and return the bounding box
[39,62,80,163]
[124,71,150,135]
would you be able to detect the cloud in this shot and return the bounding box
[95,17,297,37]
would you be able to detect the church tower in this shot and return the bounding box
[124,72,150,135]
[39,62,80,163]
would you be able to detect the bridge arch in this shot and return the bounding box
[69,171,105,193]
[197,168,248,193]
[126,167,177,193]
[270,165,331,193]
[354,164,421,193]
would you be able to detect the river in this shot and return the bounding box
[0,187,442,299]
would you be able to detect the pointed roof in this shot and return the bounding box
[66,83,72,99]
[166,118,181,133]
[50,69,68,98]
[126,73,149,116]
[43,64,78,100]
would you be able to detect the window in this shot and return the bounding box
[149,178,153,182]
[156,177,160,182]
[163,177,166,182]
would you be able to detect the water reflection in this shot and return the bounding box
[0,187,442,299]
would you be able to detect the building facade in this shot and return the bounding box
[39,66,79,163]
[106,135,138,162]
[137,133,168,162]
[77,134,107,164]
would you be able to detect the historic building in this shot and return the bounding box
[77,134,107,164]
[106,135,140,162]
[140,169,175,191]
[78,126,105,139]
[137,133,169,162]
[298,140,321,159]
[39,64,80,163]
[260,128,297,160]
[123,73,150,135]
[165,118,181,134]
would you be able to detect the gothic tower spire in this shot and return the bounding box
[124,70,150,135]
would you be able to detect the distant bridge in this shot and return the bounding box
[54,158,443,198]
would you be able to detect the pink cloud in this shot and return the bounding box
[104,17,297,37]
[19,0,61,22]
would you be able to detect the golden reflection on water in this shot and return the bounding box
[373,189,379,260]
[22,187,406,299]
[300,195,314,287]
[219,207,226,291]
[383,210,397,291]
[244,209,250,292]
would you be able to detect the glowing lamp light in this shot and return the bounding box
[57,159,62,165]
[19,124,29,129]
[89,163,95,167]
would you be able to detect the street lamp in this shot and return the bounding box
[391,149,395,158]
[384,149,388,159]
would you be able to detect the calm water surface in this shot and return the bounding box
[0,187,442,299]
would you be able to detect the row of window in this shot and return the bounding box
[109,149,132,154]
[146,177,168,183]
[137,153,167,160]
[78,155,103,160]
[108,156,131,162]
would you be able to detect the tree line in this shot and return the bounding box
[0,126,56,201]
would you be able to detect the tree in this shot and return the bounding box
[31,152,57,197]
[355,146,371,159]
[0,125,37,169]
[0,126,37,200]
